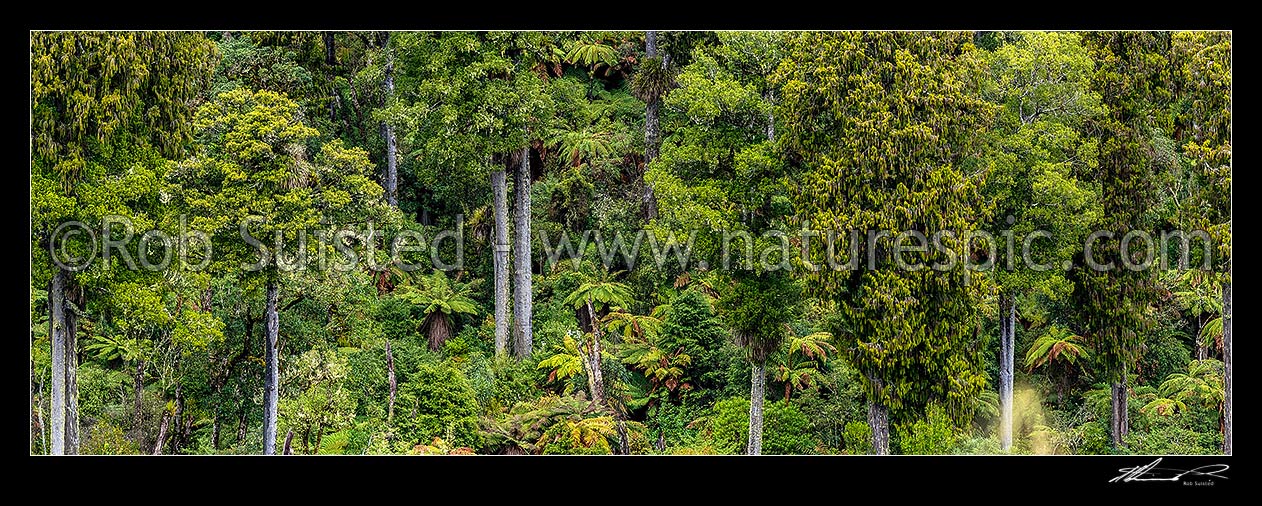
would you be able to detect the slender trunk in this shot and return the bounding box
[492,168,511,356]
[747,361,766,455]
[512,146,534,358]
[1222,275,1231,455]
[64,286,79,455]
[1058,373,1066,406]
[314,427,325,455]
[642,31,661,220]
[283,429,295,455]
[615,420,630,455]
[999,293,1015,451]
[1195,314,1208,360]
[1110,369,1129,448]
[152,410,170,455]
[236,404,248,445]
[133,360,145,432]
[211,404,221,451]
[385,339,397,423]
[380,33,398,208]
[36,379,47,453]
[763,89,776,142]
[49,268,66,455]
[263,280,280,455]
[171,382,184,454]
[584,301,607,408]
[324,32,337,123]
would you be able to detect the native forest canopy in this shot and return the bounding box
[31,31,1230,455]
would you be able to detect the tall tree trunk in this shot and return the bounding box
[999,293,1015,451]
[867,401,890,455]
[386,339,397,423]
[380,33,398,208]
[133,360,145,432]
[324,32,337,123]
[1110,369,1128,448]
[211,403,221,451]
[1195,315,1208,360]
[641,30,662,220]
[65,285,79,455]
[49,268,66,455]
[584,300,607,408]
[1222,274,1231,455]
[867,374,890,455]
[236,403,248,445]
[492,167,511,356]
[747,361,766,455]
[512,146,534,358]
[171,382,184,454]
[263,280,280,455]
[152,410,170,455]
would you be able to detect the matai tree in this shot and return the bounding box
[776,32,994,454]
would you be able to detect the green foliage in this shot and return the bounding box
[81,422,142,455]
[1124,413,1222,455]
[777,32,994,424]
[395,271,481,351]
[697,397,815,455]
[393,363,482,448]
[278,348,356,454]
[896,403,958,455]
[717,272,802,364]
[843,421,873,455]
[1025,326,1091,371]
[27,30,1231,457]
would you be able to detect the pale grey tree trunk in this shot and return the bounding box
[999,294,1015,451]
[262,280,280,455]
[1223,275,1231,454]
[584,301,607,408]
[380,33,398,208]
[747,361,766,455]
[642,30,662,220]
[1110,368,1128,448]
[49,268,66,455]
[211,403,221,450]
[512,146,533,358]
[492,168,511,356]
[64,292,78,454]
